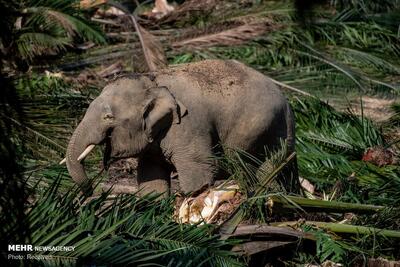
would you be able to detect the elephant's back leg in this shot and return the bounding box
[221,106,300,193]
[221,108,288,156]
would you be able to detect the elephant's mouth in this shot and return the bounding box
[101,135,141,170]
[71,128,141,172]
[103,137,113,170]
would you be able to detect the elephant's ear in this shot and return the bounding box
[142,86,187,142]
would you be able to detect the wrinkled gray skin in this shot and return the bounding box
[66,59,297,196]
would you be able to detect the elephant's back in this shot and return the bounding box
[200,61,290,153]
[158,59,256,97]
[156,59,289,152]
[156,59,278,125]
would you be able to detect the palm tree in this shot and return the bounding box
[1,0,105,70]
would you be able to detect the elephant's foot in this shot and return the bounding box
[137,157,171,197]
[100,181,138,194]
[138,179,170,198]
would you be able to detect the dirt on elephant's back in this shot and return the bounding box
[164,60,249,95]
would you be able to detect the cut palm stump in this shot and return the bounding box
[176,182,241,224]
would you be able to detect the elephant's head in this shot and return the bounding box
[66,76,187,194]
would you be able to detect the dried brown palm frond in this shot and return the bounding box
[170,0,217,15]
[96,61,123,78]
[133,23,167,71]
[171,22,279,50]
[174,20,245,39]
[228,14,280,25]
[176,0,217,12]
[106,1,167,72]
[151,0,217,25]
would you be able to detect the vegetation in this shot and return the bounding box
[11,181,240,266]
[1,0,399,266]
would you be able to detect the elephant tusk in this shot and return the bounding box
[59,158,66,165]
[77,144,96,162]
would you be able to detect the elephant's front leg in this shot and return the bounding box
[172,144,217,194]
[137,156,170,197]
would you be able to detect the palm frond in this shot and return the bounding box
[136,23,168,71]
[172,22,276,50]
[16,33,69,60]
[18,178,242,266]
[333,47,400,75]
[13,0,105,61]
[387,103,400,127]
[107,1,167,71]
[52,11,106,43]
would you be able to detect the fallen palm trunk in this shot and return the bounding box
[273,221,400,239]
[268,195,386,214]
[232,240,294,256]
[221,224,313,256]
[220,224,312,240]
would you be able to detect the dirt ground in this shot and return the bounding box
[325,95,397,122]
[347,96,397,122]
[101,158,138,194]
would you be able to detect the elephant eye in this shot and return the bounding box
[103,113,114,120]
[122,118,131,128]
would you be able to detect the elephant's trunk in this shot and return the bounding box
[66,121,98,195]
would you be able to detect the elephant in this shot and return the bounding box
[66,59,298,196]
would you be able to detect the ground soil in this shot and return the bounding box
[348,96,397,122]
[326,95,397,122]
[101,158,138,194]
